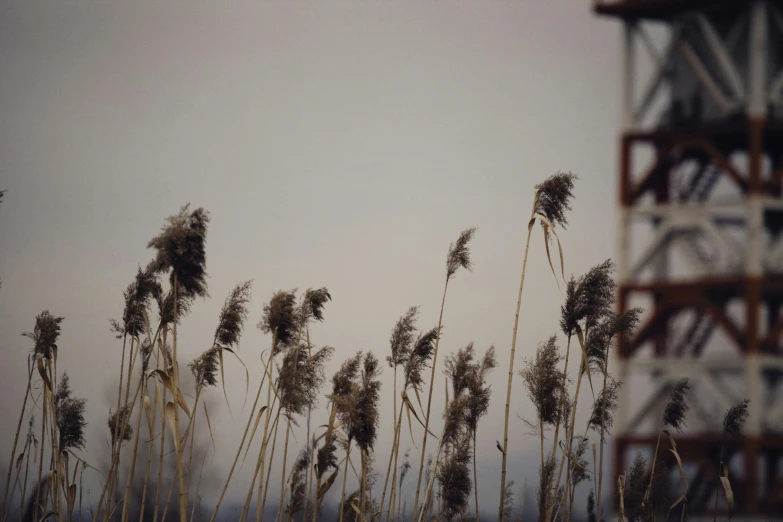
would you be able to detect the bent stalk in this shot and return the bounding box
[499,203,536,522]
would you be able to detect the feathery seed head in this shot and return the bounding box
[446,227,477,280]
[277,344,333,417]
[259,289,298,352]
[22,310,65,360]
[331,352,363,399]
[55,373,87,451]
[437,430,473,521]
[387,306,419,368]
[147,204,210,300]
[580,260,616,331]
[214,280,253,348]
[108,406,133,444]
[588,378,622,433]
[156,288,192,328]
[533,172,578,230]
[298,287,331,326]
[723,399,750,437]
[444,342,475,398]
[465,345,496,433]
[189,346,220,390]
[315,433,338,479]
[663,378,690,432]
[520,335,565,426]
[403,327,439,391]
[353,352,382,452]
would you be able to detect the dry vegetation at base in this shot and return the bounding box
[0,180,750,522]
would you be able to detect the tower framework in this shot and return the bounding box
[594,0,783,518]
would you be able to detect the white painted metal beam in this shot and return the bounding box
[694,13,746,103]
[679,40,733,113]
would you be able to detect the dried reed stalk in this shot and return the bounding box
[413,228,476,518]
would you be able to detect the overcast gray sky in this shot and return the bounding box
[0,0,623,514]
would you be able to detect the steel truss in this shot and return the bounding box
[594,0,783,517]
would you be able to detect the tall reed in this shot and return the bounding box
[273,344,333,522]
[412,227,476,518]
[271,289,331,522]
[713,399,749,520]
[643,378,690,513]
[147,204,211,522]
[379,307,418,520]
[385,328,438,522]
[499,172,576,522]
[1,355,36,522]
[519,335,565,521]
[252,290,297,522]
[464,345,495,522]
[553,260,615,522]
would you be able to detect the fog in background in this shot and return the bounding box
[0,0,623,515]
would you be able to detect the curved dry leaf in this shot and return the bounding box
[536,213,566,281]
[222,347,250,412]
[242,406,268,466]
[557,440,592,474]
[719,462,735,511]
[350,499,368,522]
[37,357,52,394]
[617,472,627,522]
[38,511,55,522]
[148,369,191,417]
[314,420,344,444]
[403,394,437,439]
[404,399,418,450]
[317,467,339,502]
[153,378,164,412]
[71,458,79,486]
[540,221,560,290]
[412,386,423,413]
[662,430,689,519]
[203,402,216,458]
[575,328,595,399]
[143,395,154,438]
[15,452,24,470]
[217,349,232,416]
[165,401,179,453]
[60,451,69,477]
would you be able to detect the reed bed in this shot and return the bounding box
[0,182,747,522]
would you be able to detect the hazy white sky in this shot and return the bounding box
[0,0,623,513]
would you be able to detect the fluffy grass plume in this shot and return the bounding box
[214,280,253,348]
[446,227,477,280]
[277,344,334,419]
[189,347,220,390]
[258,289,298,351]
[534,172,578,230]
[663,378,691,432]
[147,204,210,300]
[520,336,565,426]
[22,310,65,360]
[414,226,476,518]
[387,306,419,369]
[55,373,88,451]
[107,406,133,445]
